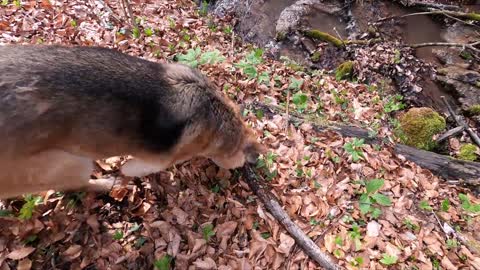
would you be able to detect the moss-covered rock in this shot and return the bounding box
[304,29,344,48]
[311,51,321,62]
[467,104,480,115]
[399,107,446,150]
[335,61,354,81]
[458,143,478,161]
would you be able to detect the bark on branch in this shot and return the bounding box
[241,165,342,270]
[248,102,480,185]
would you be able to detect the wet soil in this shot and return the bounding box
[213,0,480,115]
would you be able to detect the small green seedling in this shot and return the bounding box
[154,255,173,270]
[380,254,398,265]
[19,194,43,220]
[459,193,480,213]
[202,224,215,241]
[343,138,366,162]
[358,179,392,218]
[419,200,433,211]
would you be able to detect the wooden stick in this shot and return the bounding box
[121,0,138,28]
[407,41,480,53]
[441,96,480,148]
[241,165,342,270]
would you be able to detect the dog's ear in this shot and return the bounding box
[244,140,267,164]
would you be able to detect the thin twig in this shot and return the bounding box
[241,165,342,270]
[441,96,480,148]
[94,0,122,24]
[407,41,480,53]
[285,90,291,133]
[121,0,138,28]
[377,10,478,23]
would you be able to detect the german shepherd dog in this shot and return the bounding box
[0,45,265,199]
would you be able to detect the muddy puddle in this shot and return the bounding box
[217,0,479,113]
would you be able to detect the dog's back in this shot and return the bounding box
[0,45,264,199]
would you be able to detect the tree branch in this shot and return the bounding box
[241,165,342,270]
[441,96,480,148]
[407,41,480,53]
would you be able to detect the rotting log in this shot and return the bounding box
[248,102,480,185]
[241,165,343,270]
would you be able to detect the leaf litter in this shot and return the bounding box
[0,0,479,269]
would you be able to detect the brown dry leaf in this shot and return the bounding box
[16,258,32,270]
[6,247,35,260]
[62,245,82,261]
[193,257,217,269]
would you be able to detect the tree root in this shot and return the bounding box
[241,165,342,270]
[303,29,383,48]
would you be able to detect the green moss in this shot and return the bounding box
[335,61,354,81]
[467,104,480,115]
[311,51,321,62]
[465,12,480,21]
[304,30,344,48]
[458,143,478,161]
[399,107,446,150]
[275,31,286,41]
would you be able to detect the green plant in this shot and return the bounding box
[446,238,459,249]
[419,200,433,211]
[113,230,124,240]
[292,92,308,112]
[234,49,265,80]
[256,151,278,181]
[19,194,43,220]
[343,138,365,162]
[359,179,392,218]
[332,89,349,109]
[144,28,154,37]
[403,218,419,231]
[175,48,225,68]
[380,254,398,265]
[350,257,364,267]
[70,19,77,27]
[459,193,480,213]
[132,27,141,38]
[348,224,362,251]
[393,49,401,64]
[384,94,406,113]
[223,25,233,35]
[202,224,215,241]
[154,255,173,270]
[1,0,8,5]
[441,198,450,212]
[261,232,271,239]
[199,0,208,17]
[458,143,478,161]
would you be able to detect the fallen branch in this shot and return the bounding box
[395,0,461,11]
[249,102,480,184]
[241,165,342,270]
[441,96,480,148]
[377,10,480,23]
[407,41,480,53]
[303,29,383,48]
[120,0,138,28]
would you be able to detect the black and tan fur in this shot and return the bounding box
[0,45,265,199]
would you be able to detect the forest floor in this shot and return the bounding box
[0,0,479,269]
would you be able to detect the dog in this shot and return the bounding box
[0,44,265,199]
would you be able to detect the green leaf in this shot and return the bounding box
[154,255,173,270]
[1,0,8,6]
[419,200,433,211]
[292,92,308,111]
[199,50,225,65]
[132,27,140,38]
[243,66,257,79]
[380,254,398,265]
[441,198,450,212]
[144,28,154,37]
[371,207,382,219]
[359,202,372,215]
[175,48,202,68]
[288,77,303,90]
[366,179,384,194]
[371,193,392,206]
[202,224,215,241]
[257,71,270,85]
[459,193,480,213]
[19,195,42,220]
[261,232,271,239]
[113,230,124,240]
